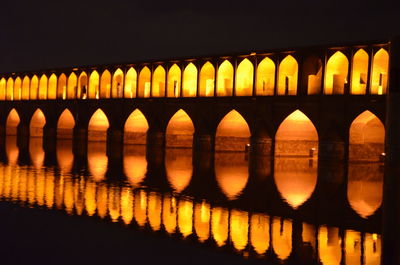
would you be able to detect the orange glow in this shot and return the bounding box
[57,109,75,139]
[96,183,108,218]
[108,186,121,222]
[100,70,111,99]
[215,152,249,200]
[304,56,323,95]
[152,65,166,97]
[165,148,193,193]
[235,58,254,96]
[278,55,298,95]
[345,230,362,265]
[302,223,316,250]
[77,72,88,99]
[6,108,20,135]
[88,109,109,141]
[211,207,229,246]
[0,78,6,100]
[217,60,233,96]
[112,68,124,98]
[162,194,177,234]
[272,218,292,260]
[124,67,137,98]
[194,201,211,242]
[182,63,197,97]
[57,74,67,99]
[30,75,39,100]
[38,74,48,99]
[84,179,97,216]
[134,189,147,226]
[29,138,45,169]
[230,209,249,251]
[30,108,46,137]
[124,145,147,187]
[199,61,215,97]
[256,57,275,95]
[178,198,193,237]
[124,109,149,144]
[13,77,21,100]
[166,109,194,148]
[5,136,18,165]
[215,110,250,151]
[6,77,13,100]
[167,64,181,97]
[318,226,342,265]
[67,72,77,99]
[138,67,151,98]
[371,48,389,95]
[365,233,381,265]
[56,140,74,173]
[148,192,162,231]
[88,71,100,99]
[45,173,55,208]
[48,74,57,99]
[351,49,368,95]
[325,51,348,95]
[250,213,270,255]
[87,142,108,181]
[120,187,134,224]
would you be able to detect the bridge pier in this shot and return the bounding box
[193,134,214,152]
[147,131,165,149]
[43,125,57,155]
[73,127,88,158]
[250,136,273,156]
[17,123,30,150]
[106,128,123,158]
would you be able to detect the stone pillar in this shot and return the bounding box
[318,138,346,162]
[43,124,57,156]
[73,127,87,158]
[147,131,165,150]
[250,136,273,156]
[106,128,123,158]
[193,134,214,153]
[17,123,30,151]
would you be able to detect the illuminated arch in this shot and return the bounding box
[230,210,249,251]
[77,72,88,99]
[371,48,389,94]
[30,108,46,137]
[38,74,48,99]
[250,214,270,255]
[217,60,233,96]
[256,57,275,95]
[21,76,30,100]
[215,110,250,151]
[47,74,57,99]
[351,49,368,95]
[152,65,166,97]
[88,109,109,141]
[182,63,198,97]
[138,66,151,98]
[302,55,322,95]
[324,51,349,94]
[124,109,149,145]
[165,149,193,193]
[30,75,39,100]
[6,77,14,100]
[199,61,215,97]
[166,109,195,148]
[272,218,292,261]
[57,74,67,99]
[124,67,137,98]
[6,108,20,135]
[88,71,99,99]
[167,64,181,97]
[235,58,254,96]
[13,77,22,100]
[67,72,77,99]
[100,70,111,99]
[112,68,124,98]
[0,78,6,100]
[349,110,384,161]
[278,55,298,95]
[57,109,75,139]
[275,110,318,156]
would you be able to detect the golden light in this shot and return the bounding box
[345,230,362,265]
[0,77,6,100]
[96,183,108,218]
[167,64,181,97]
[148,192,162,231]
[211,207,229,246]
[48,74,57,99]
[230,209,249,251]
[57,74,67,99]
[165,148,193,193]
[162,194,177,234]
[124,67,137,98]
[215,110,250,151]
[124,145,147,187]
[100,70,111,99]
[88,70,100,99]
[277,55,298,95]
[108,186,121,222]
[250,213,270,255]
[194,201,211,242]
[182,63,198,97]
[256,57,275,95]
[199,61,215,97]
[365,233,381,265]
[318,226,342,265]
[166,109,194,148]
[57,109,75,139]
[77,72,88,99]
[6,77,14,100]
[6,108,20,135]
[88,108,109,141]
[67,72,77,99]
[302,223,316,251]
[120,187,134,225]
[216,60,233,96]
[235,58,253,96]
[87,142,108,181]
[30,108,46,137]
[272,218,292,261]
[324,51,348,95]
[30,75,39,100]
[56,140,74,173]
[13,77,21,100]
[124,109,149,144]
[5,136,18,165]
[134,189,147,226]
[371,48,389,95]
[178,198,193,237]
[152,65,166,97]
[112,68,124,98]
[351,49,368,95]
[84,180,97,216]
[138,67,151,98]
[38,74,48,100]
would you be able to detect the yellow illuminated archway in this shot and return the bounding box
[6,77,14,100]
[112,68,124,98]
[124,67,137,98]
[13,77,22,100]
[166,109,194,148]
[77,72,88,99]
[217,60,233,96]
[6,108,20,135]
[30,75,39,100]
[0,78,6,100]
[67,72,77,99]
[182,63,198,97]
[57,74,67,99]
[57,109,75,139]
[30,108,46,137]
[371,48,389,94]
[48,74,57,99]
[100,70,111,99]
[235,58,254,96]
[215,110,250,151]
[88,109,109,141]
[124,109,149,145]
[88,71,99,99]
[199,61,215,97]
[278,55,298,95]
[303,56,322,95]
[325,51,348,94]
[351,49,368,95]
[152,65,166,97]
[38,75,48,100]
[256,57,275,95]
[167,64,181,97]
[138,67,151,98]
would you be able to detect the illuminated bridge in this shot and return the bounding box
[0,40,389,162]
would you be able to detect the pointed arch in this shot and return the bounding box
[112,68,124,98]
[152,65,166,97]
[371,48,389,94]
[6,108,20,135]
[124,67,137,98]
[165,148,193,193]
[215,110,250,151]
[57,109,75,139]
[302,55,322,95]
[88,71,100,99]
[351,49,368,95]
[30,75,39,100]
[100,70,111,99]
[199,61,215,97]
[138,66,151,98]
[217,60,233,96]
[6,77,14,100]
[57,74,67,99]
[167,64,181,97]
[0,78,6,100]
[256,57,275,95]
[349,110,384,161]
[324,51,349,94]
[166,109,195,148]
[13,77,22,100]
[275,110,318,156]
[182,63,198,97]
[124,109,149,144]
[77,72,88,99]
[278,55,298,95]
[21,76,30,100]
[38,74,48,99]
[88,109,109,141]
[48,74,57,99]
[235,58,254,96]
[67,72,77,99]
[30,108,46,137]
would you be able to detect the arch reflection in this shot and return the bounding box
[165,148,193,193]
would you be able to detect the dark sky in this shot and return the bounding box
[0,0,398,73]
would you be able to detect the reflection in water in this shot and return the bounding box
[57,140,74,173]
[88,142,108,182]
[124,145,147,187]
[230,209,249,251]
[165,148,192,193]
[30,137,44,169]
[272,217,292,260]
[194,201,210,242]
[318,226,341,265]
[215,152,249,200]
[6,136,18,165]
[274,157,317,209]
[250,213,270,255]
[347,163,383,218]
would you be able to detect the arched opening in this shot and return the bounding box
[215,110,250,151]
[165,148,193,193]
[275,110,318,156]
[278,55,298,95]
[302,55,322,95]
[124,67,137,98]
[351,49,369,95]
[57,74,67,99]
[167,64,181,97]
[199,61,215,97]
[166,109,194,148]
[30,109,46,137]
[57,109,75,139]
[5,131,18,165]
[30,75,39,100]
[48,74,57,99]
[0,78,6,100]
[21,76,30,100]
[349,111,384,161]
[88,71,100,99]
[6,77,14,100]
[124,145,147,187]
[152,65,166,97]
[217,60,233,96]
[13,77,22,100]
[138,66,151,98]
[324,51,349,95]
[38,74,48,100]
[182,63,198,97]
[371,48,389,95]
[272,218,292,261]
[67,72,77,99]
[6,109,20,135]
[88,109,109,141]
[256,57,275,96]
[215,152,249,200]
[87,141,108,181]
[100,70,111,99]
[112,68,124,98]
[235,58,254,96]
[77,72,88,99]
[124,109,149,145]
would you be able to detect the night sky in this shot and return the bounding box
[0,0,398,73]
